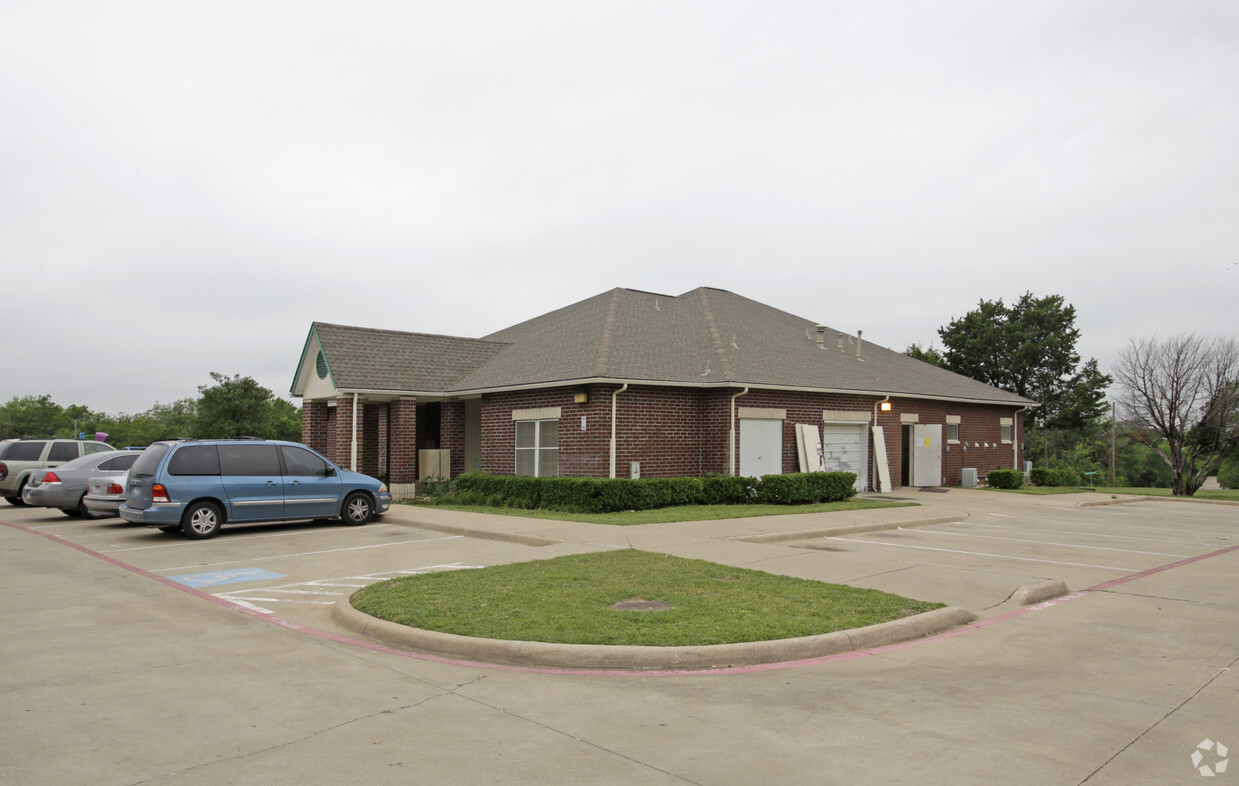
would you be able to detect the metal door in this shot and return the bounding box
[910,424,943,487]
[740,419,783,477]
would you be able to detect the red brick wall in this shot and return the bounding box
[873,398,1026,487]
[453,384,1026,488]
[302,401,329,456]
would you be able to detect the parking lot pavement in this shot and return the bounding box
[2,492,1237,784]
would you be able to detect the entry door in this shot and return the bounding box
[821,423,868,492]
[909,424,943,487]
[740,419,783,477]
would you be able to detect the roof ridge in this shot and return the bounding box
[592,289,622,376]
[697,288,735,379]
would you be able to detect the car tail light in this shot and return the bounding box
[43,471,62,484]
[151,484,170,503]
[106,483,124,495]
[0,463,7,481]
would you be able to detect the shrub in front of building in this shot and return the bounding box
[985,468,1025,489]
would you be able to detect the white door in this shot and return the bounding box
[910,424,943,486]
[822,423,868,492]
[740,419,783,477]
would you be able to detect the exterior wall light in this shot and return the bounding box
[879,401,893,412]
[573,386,589,404]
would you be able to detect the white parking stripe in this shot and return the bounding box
[900,527,1191,557]
[969,519,1226,547]
[150,536,464,572]
[987,513,1236,540]
[825,535,1137,571]
[101,523,394,552]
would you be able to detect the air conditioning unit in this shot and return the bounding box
[961,468,978,488]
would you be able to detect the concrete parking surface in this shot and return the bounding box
[1,490,1237,784]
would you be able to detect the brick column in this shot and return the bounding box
[302,400,329,455]
[388,398,418,496]
[441,401,466,479]
[333,395,357,471]
[360,402,380,478]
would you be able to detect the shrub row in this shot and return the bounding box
[447,471,858,513]
[984,468,1025,489]
[1030,467,1081,487]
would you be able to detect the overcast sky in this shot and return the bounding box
[3,1,1236,415]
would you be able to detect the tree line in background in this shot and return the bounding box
[0,373,301,447]
[907,293,1239,495]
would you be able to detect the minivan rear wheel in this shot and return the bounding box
[181,501,223,539]
[341,492,374,525]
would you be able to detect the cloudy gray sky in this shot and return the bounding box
[3,1,1236,415]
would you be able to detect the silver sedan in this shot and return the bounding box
[22,450,143,517]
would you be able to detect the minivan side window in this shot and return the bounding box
[219,445,281,476]
[281,446,330,477]
[48,442,80,461]
[168,445,221,476]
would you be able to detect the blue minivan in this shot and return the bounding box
[119,439,392,539]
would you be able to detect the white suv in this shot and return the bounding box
[0,438,118,505]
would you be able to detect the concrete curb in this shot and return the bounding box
[332,597,976,671]
[1078,496,1239,508]
[733,514,966,544]
[386,517,559,547]
[1006,579,1069,606]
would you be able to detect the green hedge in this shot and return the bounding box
[985,468,1025,489]
[443,471,856,512]
[1030,467,1080,487]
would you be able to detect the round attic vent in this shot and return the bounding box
[315,351,328,379]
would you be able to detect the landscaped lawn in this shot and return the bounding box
[351,549,944,647]
[407,497,914,525]
[974,485,1239,501]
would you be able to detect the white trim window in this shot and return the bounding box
[946,415,961,444]
[515,419,559,477]
[1000,417,1014,444]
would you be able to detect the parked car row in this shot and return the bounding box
[0,438,118,506]
[3,436,392,540]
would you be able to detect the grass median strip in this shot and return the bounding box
[351,549,944,647]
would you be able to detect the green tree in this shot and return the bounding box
[904,343,946,367]
[195,373,277,438]
[1113,333,1239,496]
[1,395,67,438]
[938,293,1112,434]
[270,398,303,442]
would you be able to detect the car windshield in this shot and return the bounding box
[128,443,171,479]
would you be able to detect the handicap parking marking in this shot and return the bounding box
[169,567,288,588]
[215,563,484,613]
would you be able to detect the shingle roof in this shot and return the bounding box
[311,322,509,393]
[305,288,1035,407]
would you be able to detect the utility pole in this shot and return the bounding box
[1115,401,1125,485]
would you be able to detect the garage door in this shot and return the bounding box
[822,423,867,492]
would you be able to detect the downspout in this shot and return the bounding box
[1013,406,1028,471]
[730,387,749,476]
[609,383,628,479]
[873,395,890,492]
[351,392,359,472]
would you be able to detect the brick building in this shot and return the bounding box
[290,287,1035,499]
